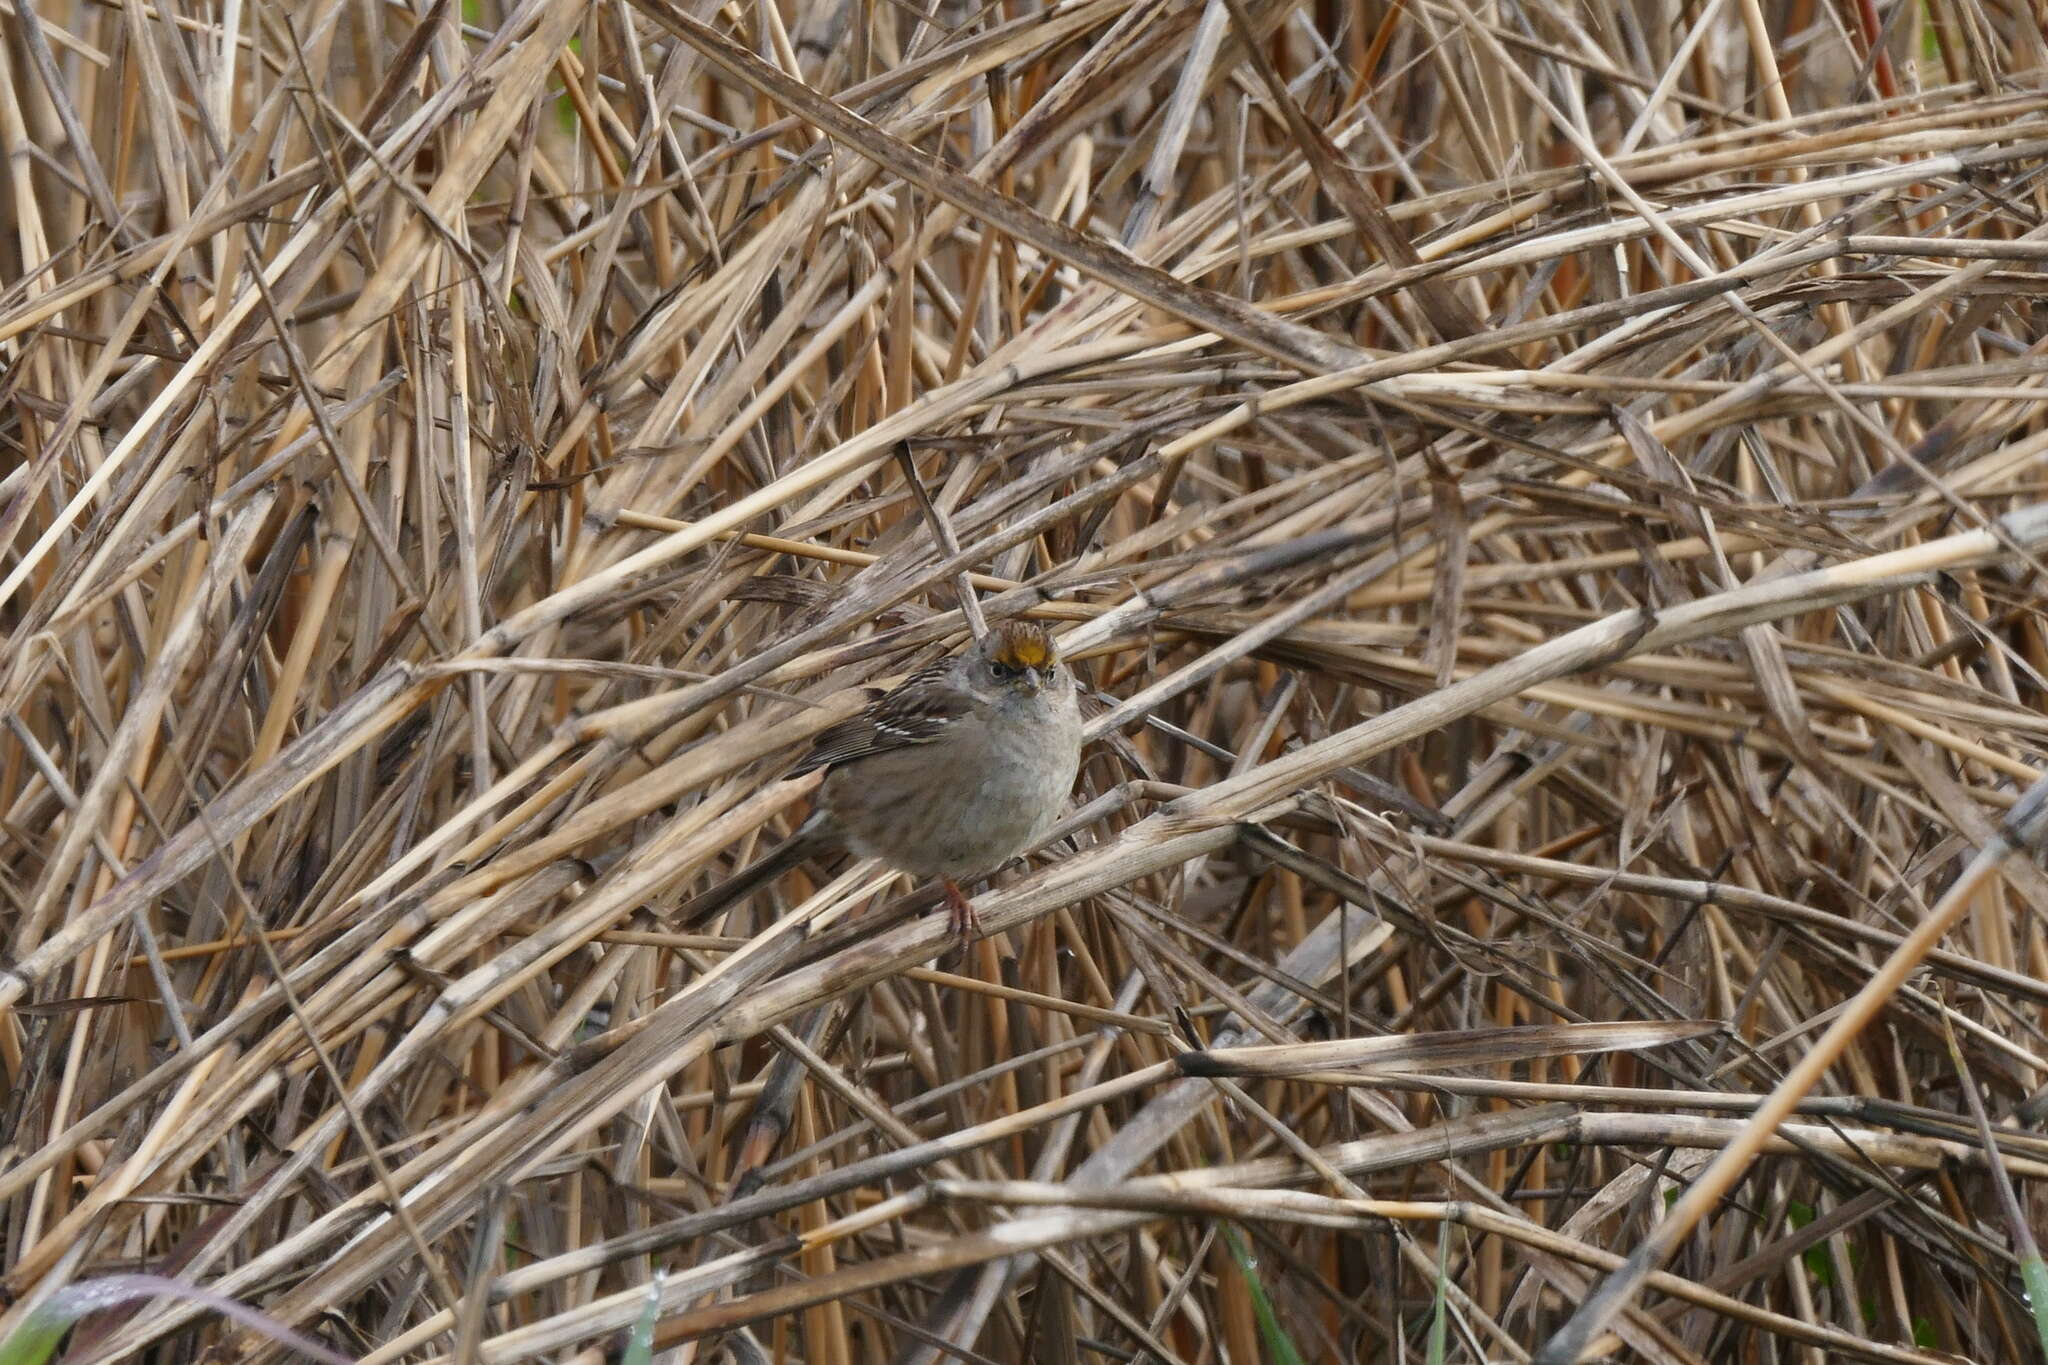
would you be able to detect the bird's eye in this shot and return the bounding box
[990,662,1017,680]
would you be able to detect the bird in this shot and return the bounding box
[670,619,1084,942]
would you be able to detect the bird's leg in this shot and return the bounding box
[941,877,979,943]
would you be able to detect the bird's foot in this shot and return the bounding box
[941,878,980,945]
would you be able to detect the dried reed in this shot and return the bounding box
[6,0,2048,1361]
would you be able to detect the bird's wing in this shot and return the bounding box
[788,660,975,776]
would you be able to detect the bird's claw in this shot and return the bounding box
[942,878,980,945]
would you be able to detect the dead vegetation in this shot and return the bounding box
[7,0,2048,1361]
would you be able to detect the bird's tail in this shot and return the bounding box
[667,817,830,930]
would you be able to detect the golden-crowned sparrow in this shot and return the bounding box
[673,620,1083,939]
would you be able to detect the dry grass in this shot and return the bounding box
[7,0,2048,1361]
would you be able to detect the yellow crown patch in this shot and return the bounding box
[990,622,1054,669]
